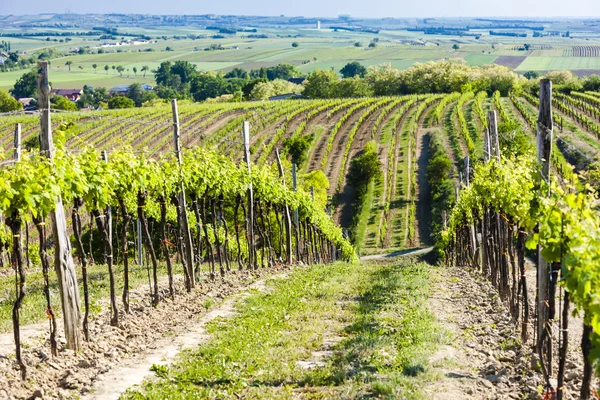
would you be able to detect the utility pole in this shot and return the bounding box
[37,61,82,351]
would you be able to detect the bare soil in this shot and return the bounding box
[0,266,294,400]
[428,265,590,400]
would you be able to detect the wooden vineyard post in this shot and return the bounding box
[14,123,21,162]
[101,151,112,255]
[137,219,143,266]
[172,99,195,288]
[292,163,300,262]
[488,110,500,160]
[483,125,491,162]
[37,61,82,351]
[536,79,553,356]
[464,156,477,268]
[242,122,256,268]
[275,149,293,264]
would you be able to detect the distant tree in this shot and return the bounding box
[65,61,73,71]
[523,71,540,80]
[335,76,373,97]
[452,44,460,50]
[51,95,77,111]
[340,62,367,78]
[190,72,230,101]
[368,42,377,48]
[104,65,109,74]
[127,83,150,107]
[372,37,380,42]
[116,65,125,76]
[0,88,23,112]
[10,71,37,98]
[141,65,149,77]
[583,74,600,91]
[225,67,249,79]
[112,65,116,71]
[77,85,109,108]
[78,66,83,70]
[78,47,86,55]
[303,70,338,98]
[354,42,362,47]
[523,43,531,51]
[92,63,97,73]
[108,96,135,109]
[292,41,299,48]
[165,46,174,51]
[132,66,138,76]
[283,133,313,166]
[348,141,382,197]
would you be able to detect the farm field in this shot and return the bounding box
[5,16,600,89]
[1,83,600,398]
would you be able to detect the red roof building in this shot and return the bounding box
[52,89,83,102]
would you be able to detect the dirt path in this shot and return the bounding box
[415,131,432,246]
[84,274,284,400]
[0,267,293,400]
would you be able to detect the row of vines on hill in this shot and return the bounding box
[443,84,600,399]
[0,135,355,378]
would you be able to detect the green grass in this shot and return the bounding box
[463,53,498,66]
[121,258,447,399]
[0,69,151,90]
[352,179,376,255]
[516,56,600,71]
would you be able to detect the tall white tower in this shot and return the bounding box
[317,21,321,30]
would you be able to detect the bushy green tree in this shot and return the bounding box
[108,96,135,109]
[11,71,37,98]
[335,76,373,97]
[0,89,23,112]
[51,95,77,111]
[303,70,338,98]
[347,141,382,197]
[249,79,302,100]
[283,134,314,166]
[340,62,367,78]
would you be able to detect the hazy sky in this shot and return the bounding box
[1,0,599,18]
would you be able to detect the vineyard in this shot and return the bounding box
[3,64,600,398]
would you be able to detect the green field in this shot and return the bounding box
[3,16,600,90]
[515,56,600,71]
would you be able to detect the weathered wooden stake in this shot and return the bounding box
[14,123,21,162]
[242,121,256,268]
[37,61,82,351]
[101,151,112,252]
[536,79,553,354]
[137,218,143,266]
[292,163,300,262]
[172,99,195,286]
[275,149,293,264]
[488,110,500,160]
